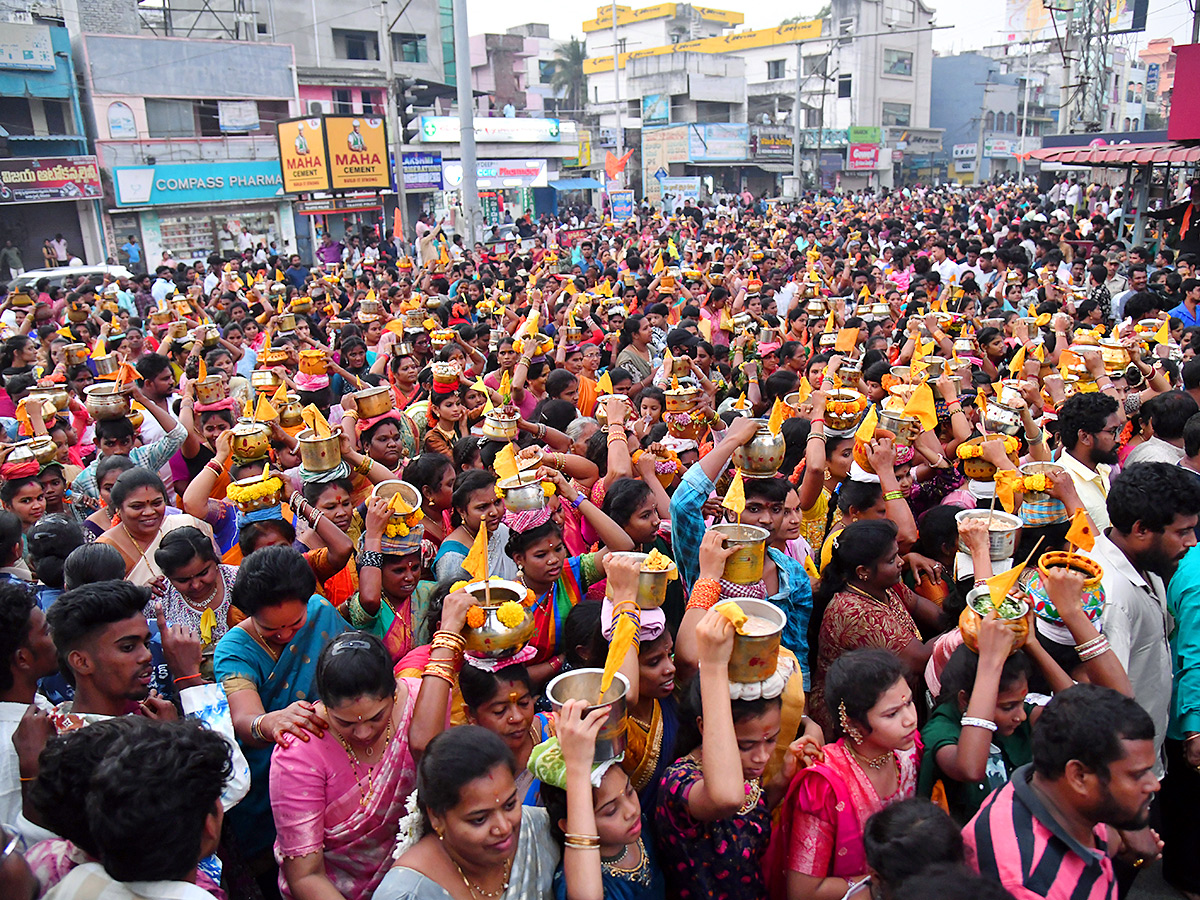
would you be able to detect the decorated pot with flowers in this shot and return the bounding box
[956,435,1020,481]
[460,578,538,659]
[823,389,868,432]
[1024,551,1106,626]
[959,585,1029,655]
[370,480,425,538]
[226,467,284,513]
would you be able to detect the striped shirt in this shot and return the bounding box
[964,765,1117,900]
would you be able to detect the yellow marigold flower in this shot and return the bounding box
[496,601,525,629]
[451,580,470,593]
[542,483,556,497]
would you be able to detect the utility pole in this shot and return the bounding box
[792,40,803,189]
[611,0,622,189]
[380,0,409,243]
[1018,37,1032,178]
[452,0,480,245]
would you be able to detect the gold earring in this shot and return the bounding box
[839,700,864,745]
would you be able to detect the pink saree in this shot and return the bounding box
[764,739,921,899]
[270,677,421,900]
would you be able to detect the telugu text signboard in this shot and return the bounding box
[0,156,102,204]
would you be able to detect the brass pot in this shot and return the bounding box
[1019,462,1064,503]
[547,669,629,762]
[149,309,173,326]
[878,410,920,446]
[66,303,89,324]
[279,394,305,428]
[562,325,583,344]
[710,524,770,584]
[890,365,912,383]
[128,407,144,429]
[730,419,785,478]
[229,418,272,460]
[23,438,58,465]
[194,375,226,405]
[250,369,283,391]
[594,394,631,427]
[665,386,700,414]
[1098,338,1130,373]
[83,383,132,421]
[63,343,89,366]
[297,427,343,472]
[355,385,393,419]
[291,297,313,314]
[275,312,296,333]
[359,299,383,317]
[462,578,538,659]
[27,387,69,413]
[370,479,421,513]
[192,324,220,348]
[482,412,520,440]
[605,551,677,609]
[727,598,787,684]
[960,587,1029,655]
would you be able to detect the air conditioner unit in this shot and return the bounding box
[307,100,324,115]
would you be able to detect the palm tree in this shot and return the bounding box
[549,38,588,117]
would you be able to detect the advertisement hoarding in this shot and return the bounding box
[113,161,283,207]
[419,116,561,143]
[688,123,748,161]
[847,144,880,170]
[324,116,390,191]
[609,189,636,220]
[402,151,443,191]
[0,156,101,204]
[276,118,330,193]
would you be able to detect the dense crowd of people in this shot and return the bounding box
[1,177,1199,900]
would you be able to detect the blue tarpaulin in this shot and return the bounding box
[548,178,604,191]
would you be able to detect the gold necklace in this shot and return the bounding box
[334,719,394,807]
[181,579,221,614]
[449,852,511,899]
[601,837,652,885]
[246,620,281,661]
[738,778,763,815]
[849,743,897,772]
[121,523,160,578]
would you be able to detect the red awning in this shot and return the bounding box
[1028,142,1200,167]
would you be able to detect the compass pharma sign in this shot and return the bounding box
[275,115,391,194]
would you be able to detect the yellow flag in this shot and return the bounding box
[697,318,712,341]
[90,338,107,361]
[662,347,673,374]
[494,443,519,482]
[795,376,813,404]
[600,613,638,698]
[834,327,859,354]
[855,403,879,444]
[803,555,820,581]
[734,392,748,410]
[824,308,835,334]
[499,370,512,399]
[271,383,289,406]
[767,398,785,436]
[1064,508,1097,552]
[858,284,871,301]
[903,382,938,431]
[1008,345,1027,377]
[994,469,1023,514]
[463,520,489,584]
[1033,342,1045,362]
[986,562,1025,610]
[1154,318,1170,345]
[912,335,926,362]
[597,370,613,395]
[652,254,665,275]
[722,468,746,515]
[243,396,254,418]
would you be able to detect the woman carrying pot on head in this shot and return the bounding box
[343,395,421,477]
[0,460,46,542]
[502,465,635,686]
[405,452,456,554]
[343,494,436,663]
[375,725,560,900]
[96,468,215,586]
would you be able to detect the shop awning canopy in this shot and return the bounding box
[549,177,604,191]
[1027,142,1200,167]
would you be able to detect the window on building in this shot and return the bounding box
[767,59,786,80]
[333,29,379,61]
[883,49,913,77]
[803,55,827,77]
[837,17,855,45]
[837,73,852,98]
[145,99,196,138]
[392,33,428,63]
[362,91,383,115]
[696,100,732,123]
[332,89,354,115]
[42,99,68,135]
[539,60,555,84]
[1006,112,1015,131]
[0,97,33,135]
[618,38,627,53]
[1124,116,1131,130]
[440,0,455,85]
[805,107,823,127]
[257,21,268,35]
[1131,118,1139,130]
[881,101,911,126]
[884,0,916,23]
[985,111,995,130]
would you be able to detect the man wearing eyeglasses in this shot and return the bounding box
[1055,392,1123,531]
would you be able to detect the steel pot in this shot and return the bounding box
[1019,462,1064,503]
[546,669,629,762]
[497,473,546,512]
[730,419,786,478]
[956,509,1022,561]
[92,354,119,377]
[462,578,538,659]
[354,386,393,419]
[983,401,1023,436]
[63,343,89,366]
[250,369,283,392]
[878,410,920,446]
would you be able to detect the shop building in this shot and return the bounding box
[0,16,105,270]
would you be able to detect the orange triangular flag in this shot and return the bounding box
[834,327,859,354]
[597,371,613,395]
[723,468,746,515]
[767,398,785,436]
[494,443,519,482]
[198,358,207,382]
[243,396,254,418]
[1064,508,1096,552]
[254,394,277,422]
[463,518,489,584]
[986,562,1025,610]
[795,376,812,404]
[903,382,938,431]
[271,383,289,406]
[824,308,835,334]
[994,470,1023,514]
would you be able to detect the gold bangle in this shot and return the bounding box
[356,456,373,476]
[432,630,466,652]
[564,840,601,851]
[422,663,457,685]
[562,833,601,847]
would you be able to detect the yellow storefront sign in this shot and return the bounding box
[565,131,593,168]
[582,3,742,31]
[277,117,331,193]
[584,17,821,73]
[324,115,390,191]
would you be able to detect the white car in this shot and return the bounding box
[9,265,135,293]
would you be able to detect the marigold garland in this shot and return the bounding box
[226,476,283,503]
[956,436,1019,459]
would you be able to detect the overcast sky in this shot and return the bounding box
[463,0,1198,56]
